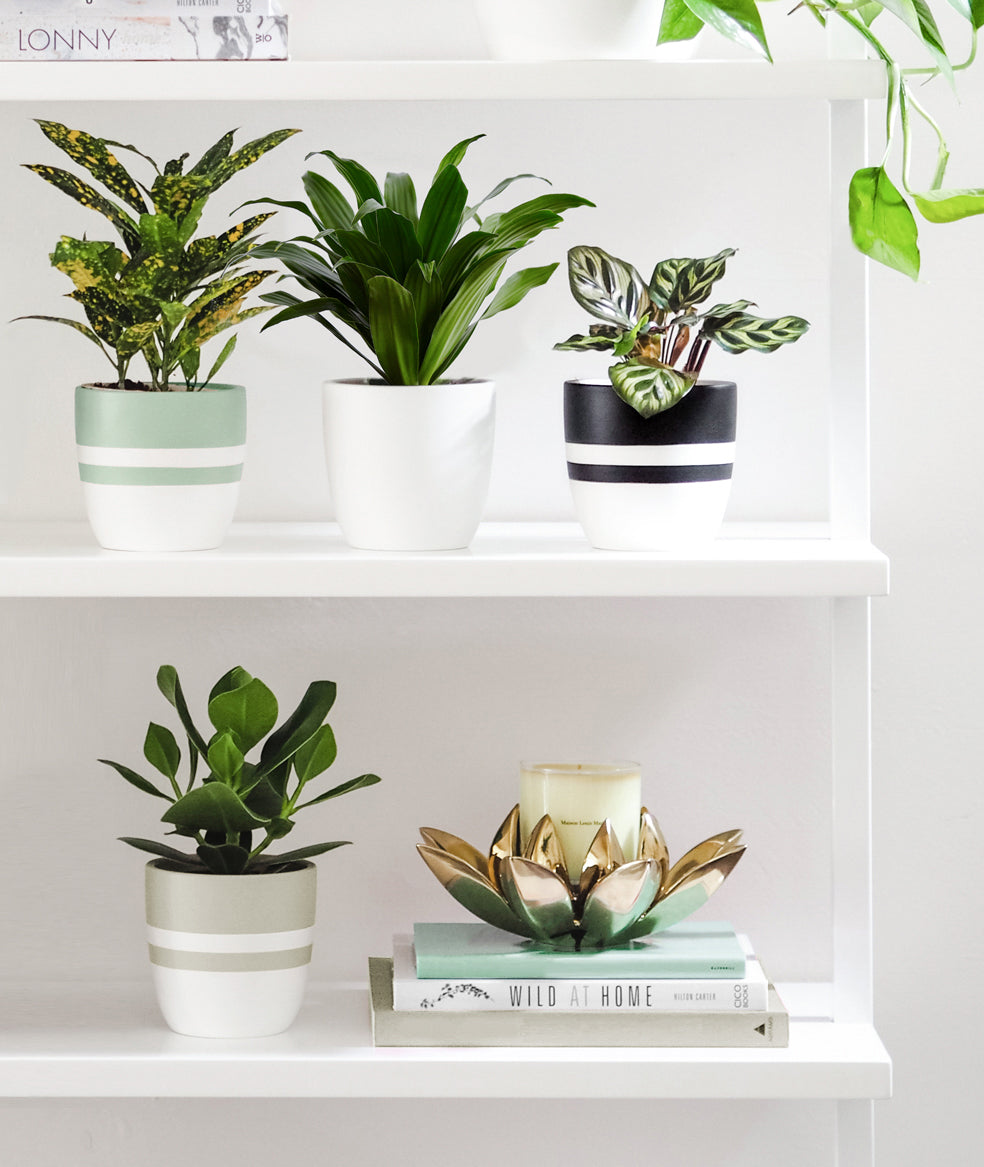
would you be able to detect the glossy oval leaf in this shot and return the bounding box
[156,666,209,758]
[292,723,338,783]
[849,166,920,280]
[609,360,696,418]
[417,163,468,262]
[207,675,279,754]
[143,723,181,782]
[207,731,245,785]
[681,0,771,61]
[567,245,649,329]
[659,0,705,41]
[162,782,270,833]
[256,680,338,779]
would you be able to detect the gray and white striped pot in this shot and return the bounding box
[145,859,316,1038]
[75,383,246,552]
[564,379,737,551]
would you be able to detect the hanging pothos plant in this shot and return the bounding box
[659,0,984,279]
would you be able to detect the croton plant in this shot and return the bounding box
[555,245,809,417]
[19,120,298,390]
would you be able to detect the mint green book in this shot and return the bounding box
[413,921,745,980]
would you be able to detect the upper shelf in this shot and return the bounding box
[0,521,889,598]
[0,59,886,103]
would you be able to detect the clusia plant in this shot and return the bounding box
[554,244,809,417]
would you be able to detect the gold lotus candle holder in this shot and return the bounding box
[417,805,745,950]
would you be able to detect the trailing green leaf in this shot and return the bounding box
[849,166,920,280]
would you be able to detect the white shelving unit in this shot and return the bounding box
[0,53,890,1167]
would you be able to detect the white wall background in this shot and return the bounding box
[1,4,981,1165]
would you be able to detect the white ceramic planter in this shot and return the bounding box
[75,383,246,552]
[564,379,737,551]
[323,378,495,551]
[474,0,684,60]
[145,859,316,1039]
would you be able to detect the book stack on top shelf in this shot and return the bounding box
[369,921,789,1048]
[2,0,288,60]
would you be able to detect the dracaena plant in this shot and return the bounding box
[249,134,593,384]
[18,120,299,391]
[658,0,984,279]
[555,245,809,418]
[101,665,381,875]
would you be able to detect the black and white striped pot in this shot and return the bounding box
[564,379,737,551]
[145,859,316,1038]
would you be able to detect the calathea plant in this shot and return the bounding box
[18,120,299,390]
[656,0,984,279]
[555,245,809,418]
[250,134,593,384]
[102,665,381,875]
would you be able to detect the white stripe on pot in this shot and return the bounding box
[146,925,315,953]
[565,441,737,467]
[76,444,247,468]
[148,945,313,972]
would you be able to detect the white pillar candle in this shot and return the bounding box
[519,761,642,877]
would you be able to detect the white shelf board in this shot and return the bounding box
[0,981,892,1100]
[0,521,889,598]
[0,59,886,103]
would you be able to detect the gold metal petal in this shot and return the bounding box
[418,827,488,877]
[523,814,570,886]
[416,844,537,939]
[624,846,747,940]
[638,808,669,894]
[578,819,625,898]
[662,830,744,897]
[499,855,576,941]
[579,859,660,947]
[489,803,522,888]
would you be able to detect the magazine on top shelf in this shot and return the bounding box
[2,1,288,60]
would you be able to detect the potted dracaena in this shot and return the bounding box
[555,245,808,550]
[102,664,380,1038]
[17,120,298,552]
[250,133,593,551]
[479,0,984,282]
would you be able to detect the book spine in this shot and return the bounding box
[393,972,769,1012]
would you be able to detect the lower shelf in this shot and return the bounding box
[2,981,892,1100]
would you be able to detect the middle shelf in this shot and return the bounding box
[0,521,889,598]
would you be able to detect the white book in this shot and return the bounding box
[391,933,771,1013]
[2,3,287,60]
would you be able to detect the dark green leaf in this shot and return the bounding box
[208,675,279,755]
[849,166,920,280]
[157,665,210,758]
[481,262,557,319]
[488,193,594,249]
[315,149,383,206]
[302,169,356,231]
[418,164,468,262]
[243,775,286,819]
[162,783,269,833]
[297,772,382,809]
[418,252,507,383]
[609,360,697,418]
[144,723,181,782]
[118,837,198,865]
[360,206,422,280]
[681,0,772,61]
[383,171,419,224]
[434,134,485,178]
[100,758,174,801]
[293,724,338,784]
[368,275,420,384]
[404,260,445,343]
[266,841,352,865]
[256,680,338,780]
[206,731,246,785]
[437,230,497,297]
[196,842,250,874]
[568,245,650,328]
[187,129,234,177]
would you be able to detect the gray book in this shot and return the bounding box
[368,958,789,1048]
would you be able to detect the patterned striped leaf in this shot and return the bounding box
[649,248,735,312]
[568,245,650,329]
[609,359,697,418]
[702,311,810,354]
[25,165,140,250]
[553,332,619,352]
[34,120,147,214]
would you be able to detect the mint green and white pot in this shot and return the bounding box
[145,859,316,1038]
[75,384,246,552]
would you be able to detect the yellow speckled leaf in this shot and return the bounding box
[25,164,140,251]
[34,120,147,216]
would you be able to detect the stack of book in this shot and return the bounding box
[369,921,789,1047]
[1,1,288,61]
